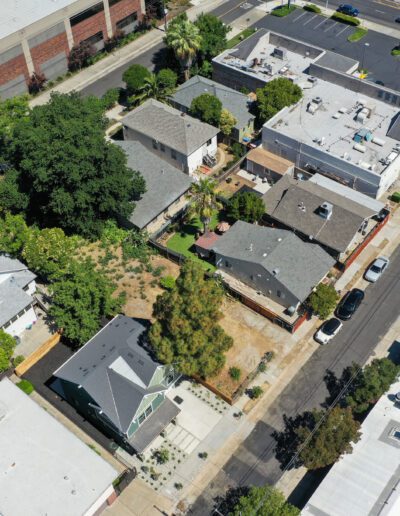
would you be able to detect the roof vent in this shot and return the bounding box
[272,268,280,276]
[319,202,333,220]
[277,237,282,242]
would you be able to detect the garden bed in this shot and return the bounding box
[270,5,297,17]
[226,28,257,49]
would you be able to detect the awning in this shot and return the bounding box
[247,147,294,175]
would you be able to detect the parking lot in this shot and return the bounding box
[256,10,400,90]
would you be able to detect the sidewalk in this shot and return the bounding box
[30,0,229,107]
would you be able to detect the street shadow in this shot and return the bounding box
[151,46,180,75]
[273,411,314,470]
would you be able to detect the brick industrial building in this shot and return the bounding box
[0,0,145,98]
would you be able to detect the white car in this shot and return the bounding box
[315,318,343,345]
[364,256,389,283]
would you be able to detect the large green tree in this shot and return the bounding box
[309,283,339,320]
[230,485,300,516]
[149,260,233,378]
[123,64,152,96]
[228,191,265,223]
[187,178,222,233]
[194,13,231,62]
[0,213,30,256]
[49,259,124,346]
[256,78,302,124]
[219,108,237,136]
[295,406,361,470]
[2,92,145,238]
[164,15,202,81]
[131,70,177,105]
[0,330,16,372]
[0,95,30,156]
[190,93,222,126]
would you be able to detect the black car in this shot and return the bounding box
[336,288,364,320]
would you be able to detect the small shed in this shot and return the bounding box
[194,231,220,258]
[246,146,294,183]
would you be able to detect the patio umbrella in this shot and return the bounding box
[217,222,230,233]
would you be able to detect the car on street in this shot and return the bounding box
[315,318,343,344]
[336,288,364,320]
[396,17,400,23]
[364,256,389,283]
[337,4,359,16]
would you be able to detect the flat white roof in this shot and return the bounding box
[0,0,75,40]
[303,377,400,516]
[0,378,118,516]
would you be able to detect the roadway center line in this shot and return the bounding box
[324,21,337,32]
[303,14,318,25]
[293,12,307,22]
[336,24,349,36]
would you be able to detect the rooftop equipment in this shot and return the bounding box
[273,47,287,60]
[319,202,333,220]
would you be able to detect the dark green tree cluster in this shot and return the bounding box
[190,93,222,126]
[256,78,303,123]
[130,68,178,106]
[0,92,145,238]
[228,485,300,516]
[228,191,265,223]
[194,13,231,62]
[149,260,233,378]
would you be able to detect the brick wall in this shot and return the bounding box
[71,10,108,45]
[0,54,29,87]
[109,0,143,32]
[30,32,69,74]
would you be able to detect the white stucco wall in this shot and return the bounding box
[6,306,37,337]
[187,136,218,174]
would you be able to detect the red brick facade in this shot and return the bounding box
[71,10,108,45]
[109,0,142,32]
[30,32,70,75]
[0,54,29,87]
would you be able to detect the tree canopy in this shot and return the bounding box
[131,69,177,106]
[219,108,237,136]
[228,191,265,223]
[256,78,302,123]
[0,330,16,373]
[295,406,361,469]
[309,283,339,320]
[230,485,300,516]
[149,260,233,378]
[0,92,145,238]
[0,95,30,153]
[0,212,30,256]
[187,178,222,233]
[194,13,231,62]
[123,64,152,96]
[190,93,222,126]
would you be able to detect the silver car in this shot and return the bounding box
[365,256,389,283]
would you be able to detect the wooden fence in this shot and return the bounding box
[15,332,61,377]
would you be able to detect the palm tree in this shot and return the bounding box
[187,178,222,234]
[164,18,202,81]
[131,73,175,106]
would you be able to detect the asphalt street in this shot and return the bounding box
[189,243,400,515]
[81,0,259,97]
[255,9,400,90]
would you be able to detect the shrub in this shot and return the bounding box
[229,367,242,381]
[303,3,321,13]
[104,30,125,52]
[68,41,96,71]
[271,5,297,17]
[391,192,400,203]
[331,12,360,25]
[309,283,339,319]
[102,88,120,110]
[123,64,151,96]
[159,275,176,290]
[250,386,263,399]
[391,48,400,56]
[198,451,208,459]
[347,27,368,42]
[175,482,183,490]
[13,355,25,367]
[154,448,169,464]
[258,362,266,373]
[17,379,34,395]
[28,72,47,94]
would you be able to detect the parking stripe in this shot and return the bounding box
[324,21,337,32]
[336,25,349,36]
[303,14,318,25]
[314,18,326,29]
[292,12,307,22]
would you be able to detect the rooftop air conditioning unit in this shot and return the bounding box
[319,202,333,220]
[308,76,318,84]
[273,47,287,60]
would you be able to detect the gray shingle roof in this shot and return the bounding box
[263,175,379,254]
[0,280,34,328]
[170,75,255,129]
[54,315,166,434]
[122,99,219,155]
[115,141,193,229]
[0,254,36,289]
[212,221,335,302]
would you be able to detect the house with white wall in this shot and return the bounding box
[122,99,219,175]
[0,255,37,337]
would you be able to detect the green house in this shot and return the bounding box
[52,315,180,454]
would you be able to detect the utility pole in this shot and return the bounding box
[163,0,168,32]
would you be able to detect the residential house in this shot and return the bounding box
[52,315,180,454]
[262,174,386,262]
[115,140,193,235]
[0,255,37,337]
[169,75,255,142]
[122,99,219,175]
[211,220,335,310]
[0,378,119,516]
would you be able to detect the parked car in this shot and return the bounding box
[337,4,359,16]
[336,289,364,320]
[396,17,400,23]
[315,318,343,344]
[364,256,389,282]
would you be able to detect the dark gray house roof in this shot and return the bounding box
[263,175,380,254]
[0,255,36,289]
[122,99,219,156]
[170,75,255,130]
[212,221,335,302]
[115,141,193,229]
[53,315,166,434]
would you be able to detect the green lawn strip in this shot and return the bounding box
[347,28,368,42]
[226,28,257,49]
[331,12,360,25]
[17,379,34,395]
[270,5,297,17]
[303,4,321,13]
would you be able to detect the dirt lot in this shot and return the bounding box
[207,298,290,398]
[81,243,180,320]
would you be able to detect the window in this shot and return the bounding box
[70,3,104,26]
[138,413,146,425]
[171,149,177,160]
[84,31,103,46]
[109,0,123,6]
[116,12,138,31]
[145,405,153,417]
[11,315,18,323]
[3,321,11,329]
[206,139,212,146]
[152,139,158,150]
[160,143,165,152]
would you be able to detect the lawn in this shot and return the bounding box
[226,28,257,49]
[270,5,297,17]
[166,213,220,272]
[348,28,368,42]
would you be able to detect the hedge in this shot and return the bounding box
[391,192,400,203]
[17,379,34,395]
[331,12,360,25]
[270,5,297,17]
[348,28,368,42]
[303,4,321,13]
[391,48,400,56]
